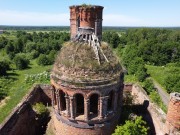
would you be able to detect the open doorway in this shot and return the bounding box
[90,94,99,118]
[75,94,84,116]
[59,90,66,111]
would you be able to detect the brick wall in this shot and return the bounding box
[0,84,51,135]
[166,93,180,134]
[52,113,118,135]
[69,5,103,39]
[131,84,167,134]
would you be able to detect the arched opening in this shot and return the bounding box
[59,90,66,111]
[75,94,84,116]
[90,94,99,118]
[108,90,114,111]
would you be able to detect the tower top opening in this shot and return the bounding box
[69,4,104,40]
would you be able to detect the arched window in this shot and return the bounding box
[90,94,99,118]
[59,90,66,111]
[108,90,114,111]
[75,94,84,116]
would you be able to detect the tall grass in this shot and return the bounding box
[146,64,180,92]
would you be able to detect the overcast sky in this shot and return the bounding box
[0,0,180,26]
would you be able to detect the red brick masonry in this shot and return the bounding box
[69,5,103,39]
[166,92,180,129]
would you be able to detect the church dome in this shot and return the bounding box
[51,41,122,89]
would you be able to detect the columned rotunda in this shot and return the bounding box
[50,4,124,135]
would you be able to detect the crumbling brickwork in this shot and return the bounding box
[52,113,118,135]
[0,85,51,135]
[50,73,124,135]
[69,5,103,40]
[166,92,180,134]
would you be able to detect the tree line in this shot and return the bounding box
[103,28,180,93]
[0,31,70,74]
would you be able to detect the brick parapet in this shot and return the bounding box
[52,109,119,135]
[166,92,180,130]
[130,83,167,134]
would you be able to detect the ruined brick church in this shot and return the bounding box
[50,5,124,135]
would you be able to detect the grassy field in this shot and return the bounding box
[146,64,180,92]
[124,74,138,83]
[0,49,9,61]
[0,32,16,40]
[0,59,52,123]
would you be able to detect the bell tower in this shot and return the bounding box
[50,4,124,135]
[69,5,103,40]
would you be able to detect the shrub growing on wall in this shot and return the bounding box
[32,102,49,118]
[113,116,149,135]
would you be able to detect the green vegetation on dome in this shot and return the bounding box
[81,3,92,8]
[55,41,121,73]
[51,41,122,83]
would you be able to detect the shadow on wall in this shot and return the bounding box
[120,100,156,135]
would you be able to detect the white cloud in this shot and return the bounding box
[0,10,69,26]
[103,14,142,26]
[0,10,179,26]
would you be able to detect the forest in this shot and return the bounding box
[103,28,180,94]
[0,26,70,31]
[0,31,69,73]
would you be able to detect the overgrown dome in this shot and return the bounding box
[51,41,122,88]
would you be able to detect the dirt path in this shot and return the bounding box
[152,80,170,106]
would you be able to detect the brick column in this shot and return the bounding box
[51,86,55,107]
[99,97,103,120]
[56,89,61,114]
[104,96,109,118]
[95,19,103,40]
[74,96,77,117]
[118,89,123,108]
[69,96,75,119]
[166,92,180,131]
[99,96,109,119]
[65,94,70,117]
[84,98,90,121]
[113,92,118,112]
[95,20,98,36]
